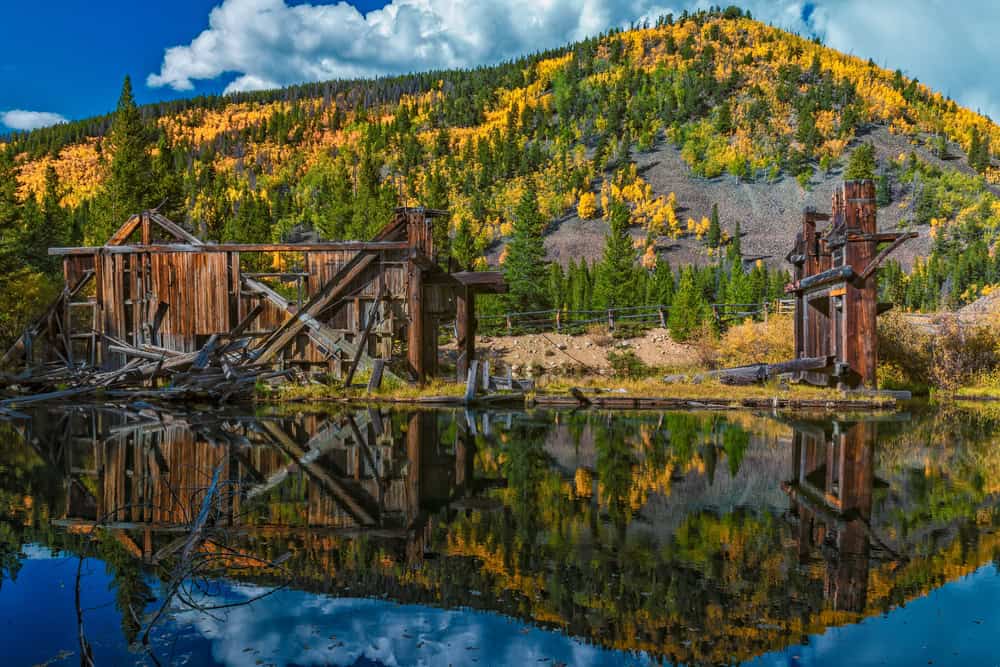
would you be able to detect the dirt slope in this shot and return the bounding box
[531,126,948,272]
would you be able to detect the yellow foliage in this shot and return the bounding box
[577,191,598,219]
[641,244,658,270]
[717,314,795,367]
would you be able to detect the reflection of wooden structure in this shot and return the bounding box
[783,419,878,613]
[22,406,490,565]
[786,181,916,388]
[5,208,505,384]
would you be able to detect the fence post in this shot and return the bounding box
[658,305,666,328]
[763,301,769,323]
[506,315,512,334]
[607,309,615,331]
[555,310,561,332]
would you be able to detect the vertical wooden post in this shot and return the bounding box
[407,257,426,383]
[464,359,480,403]
[456,287,475,381]
[658,305,666,328]
[607,309,614,330]
[843,180,878,388]
[480,360,491,392]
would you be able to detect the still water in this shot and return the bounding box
[1,403,999,666]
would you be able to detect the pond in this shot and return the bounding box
[1,402,999,666]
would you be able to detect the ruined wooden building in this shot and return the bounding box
[3,208,505,387]
[786,180,916,388]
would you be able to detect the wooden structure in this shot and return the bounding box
[786,181,916,388]
[4,208,505,385]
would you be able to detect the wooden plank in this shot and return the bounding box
[858,232,918,280]
[251,251,380,365]
[344,301,379,386]
[259,421,375,525]
[106,215,142,246]
[191,334,219,371]
[464,359,480,403]
[148,213,204,245]
[49,241,410,256]
[367,360,385,392]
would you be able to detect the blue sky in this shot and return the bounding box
[2,1,998,131]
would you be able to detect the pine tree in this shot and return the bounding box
[97,76,155,241]
[668,266,711,342]
[451,218,477,270]
[707,203,721,247]
[502,186,550,312]
[876,172,892,206]
[968,126,984,172]
[650,260,675,307]
[727,220,742,262]
[153,131,185,222]
[594,200,637,310]
[547,262,566,310]
[844,142,876,180]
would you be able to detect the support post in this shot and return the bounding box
[407,257,426,383]
[455,287,475,381]
[464,359,480,403]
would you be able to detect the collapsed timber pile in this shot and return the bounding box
[1,207,505,404]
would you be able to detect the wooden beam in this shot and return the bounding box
[344,301,380,387]
[259,421,375,526]
[49,241,409,256]
[106,215,142,246]
[858,232,918,280]
[148,212,204,245]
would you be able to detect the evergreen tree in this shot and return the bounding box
[153,131,185,222]
[650,260,675,306]
[29,166,65,275]
[727,220,742,262]
[594,200,637,310]
[96,76,155,241]
[844,142,876,180]
[547,262,566,310]
[502,186,550,312]
[451,218,477,270]
[876,172,892,206]
[968,126,984,172]
[668,266,711,342]
[707,203,721,247]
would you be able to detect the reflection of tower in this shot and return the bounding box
[405,411,456,563]
[784,420,875,613]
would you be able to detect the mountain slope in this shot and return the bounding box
[3,7,1000,312]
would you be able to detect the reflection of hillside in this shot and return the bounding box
[4,406,1000,665]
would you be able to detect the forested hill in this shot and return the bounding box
[2,5,1000,342]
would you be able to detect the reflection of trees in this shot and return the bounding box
[92,530,152,644]
[7,405,1000,665]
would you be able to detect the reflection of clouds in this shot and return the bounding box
[21,543,68,560]
[169,582,650,666]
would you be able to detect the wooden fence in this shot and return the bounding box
[475,298,795,336]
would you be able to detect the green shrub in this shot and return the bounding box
[607,349,652,378]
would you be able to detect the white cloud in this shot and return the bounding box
[147,0,999,119]
[147,0,678,94]
[729,0,1000,121]
[1,109,67,131]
